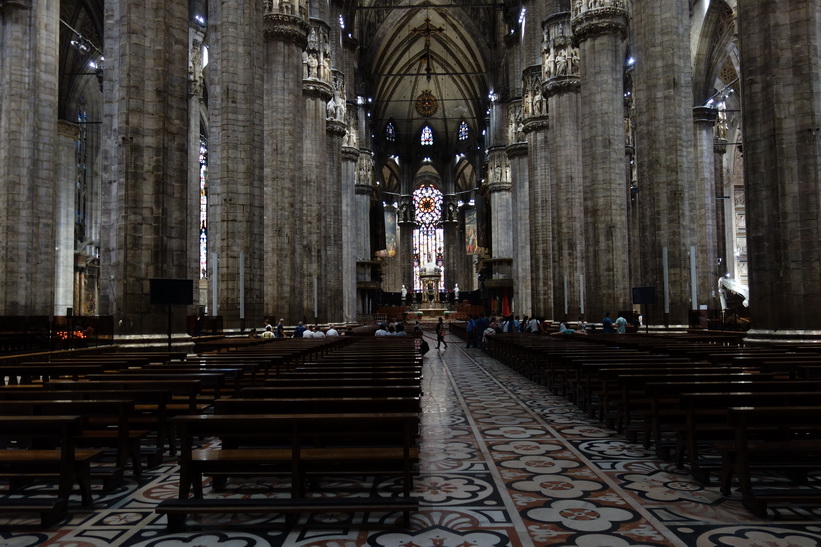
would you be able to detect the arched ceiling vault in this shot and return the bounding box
[358,1,493,157]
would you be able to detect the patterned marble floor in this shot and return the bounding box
[2,336,821,546]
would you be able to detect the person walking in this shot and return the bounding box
[436,316,448,349]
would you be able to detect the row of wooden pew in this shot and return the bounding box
[0,336,424,528]
[483,332,821,517]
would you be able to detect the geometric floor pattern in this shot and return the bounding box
[3,335,821,546]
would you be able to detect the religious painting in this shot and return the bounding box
[384,209,397,258]
[465,208,478,255]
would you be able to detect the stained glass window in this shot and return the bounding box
[412,185,445,291]
[199,136,208,279]
[421,125,433,146]
[386,121,396,142]
[75,98,88,246]
[458,120,469,141]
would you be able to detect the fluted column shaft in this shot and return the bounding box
[523,66,552,318]
[207,1,264,328]
[632,0,697,325]
[101,1,190,334]
[263,9,309,323]
[572,1,630,322]
[0,1,58,316]
[544,12,584,321]
[508,139,531,315]
[739,1,821,336]
[693,106,719,310]
[55,121,78,316]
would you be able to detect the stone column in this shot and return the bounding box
[101,1,190,334]
[544,11,584,322]
[205,0,266,330]
[631,0,697,326]
[487,148,514,260]
[0,0,58,316]
[355,153,377,315]
[263,2,309,323]
[341,116,359,323]
[508,139,530,316]
[739,1,821,338]
[571,0,630,322]
[324,69,346,323]
[55,121,79,317]
[299,20,334,323]
[713,117,729,276]
[397,195,415,296]
[339,35,358,323]
[693,106,719,310]
[523,65,552,318]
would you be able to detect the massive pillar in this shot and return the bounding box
[101,1,191,334]
[299,20,335,323]
[339,35,359,323]
[263,1,309,323]
[355,153,377,315]
[631,0,697,326]
[206,1,265,329]
[324,69,346,323]
[739,1,821,339]
[543,11,584,322]
[55,121,78,317]
[523,66,553,318]
[571,0,630,322]
[693,106,719,311]
[0,0,59,316]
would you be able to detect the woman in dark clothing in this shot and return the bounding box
[436,316,448,349]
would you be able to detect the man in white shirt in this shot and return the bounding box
[325,325,339,336]
[375,323,388,336]
[302,325,314,339]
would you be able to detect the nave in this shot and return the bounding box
[3,335,821,547]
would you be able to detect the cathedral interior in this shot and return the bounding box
[1,2,821,544]
[4,0,818,342]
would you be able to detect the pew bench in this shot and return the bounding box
[157,413,419,529]
[721,406,821,516]
[677,391,821,483]
[0,416,102,509]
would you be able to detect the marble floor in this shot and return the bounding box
[2,335,821,546]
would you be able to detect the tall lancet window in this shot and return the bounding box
[458,120,469,141]
[386,121,396,142]
[199,136,208,279]
[412,184,445,291]
[421,125,433,146]
[75,99,89,245]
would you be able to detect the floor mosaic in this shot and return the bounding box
[2,336,821,546]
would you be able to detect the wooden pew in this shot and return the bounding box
[0,415,102,510]
[677,390,821,483]
[0,399,144,483]
[0,388,170,469]
[156,413,420,528]
[640,379,821,457]
[723,406,821,516]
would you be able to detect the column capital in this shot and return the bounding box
[354,182,374,196]
[326,119,346,136]
[506,142,529,158]
[341,146,359,162]
[303,79,333,100]
[571,3,627,43]
[693,105,718,125]
[263,13,309,47]
[522,117,549,134]
[544,75,581,97]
